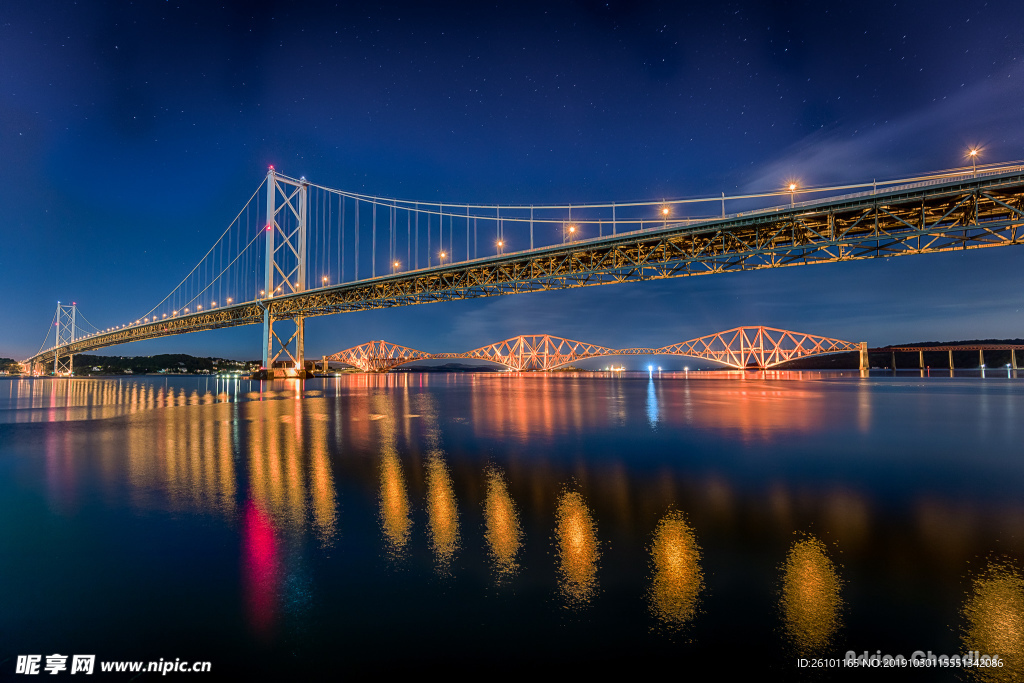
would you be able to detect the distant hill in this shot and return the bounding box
[68,354,253,376]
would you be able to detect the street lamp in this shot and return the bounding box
[567,225,576,243]
[661,205,670,228]
[788,182,798,208]
[968,148,980,178]
[439,251,447,264]
[392,260,400,274]
[496,240,504,255]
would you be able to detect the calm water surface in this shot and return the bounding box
[1,372,1023,679]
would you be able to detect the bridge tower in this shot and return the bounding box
[261,168,308,379]
[54,301,77,376]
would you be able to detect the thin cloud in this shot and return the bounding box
[745,66,1024,190]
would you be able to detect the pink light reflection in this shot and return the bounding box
[242,499,279,638]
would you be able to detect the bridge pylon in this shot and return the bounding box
[53,301,77,376]
[260,168,309,379]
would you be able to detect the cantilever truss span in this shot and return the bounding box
[328,340,433,373]
[325,327,865,372]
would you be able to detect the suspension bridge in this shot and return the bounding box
[23,160,1024,377]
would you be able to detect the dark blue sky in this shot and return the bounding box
[2,0,1023,362]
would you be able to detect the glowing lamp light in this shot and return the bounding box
[662,207,670,215]
[789,183,797,191]
[227,298,233,303]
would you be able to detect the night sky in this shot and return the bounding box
[2,1,1023,364]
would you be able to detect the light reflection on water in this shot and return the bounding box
[554,489,600,607]
[376,393,412,560]
[647,509,703,631]
[483,466,523,582]
[3,373,1024,675]
[779,535,843,656]
[425,453,460,574]
[962,559,1024,682]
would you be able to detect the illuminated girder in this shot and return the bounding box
[328,340,432,373]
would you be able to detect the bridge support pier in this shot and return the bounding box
[261,314,305,379]
[1013,349,1018,370]
[859,342,869,373]
[891,351,896,371]
[918,350,924,370]
[949,350,954,370]
[979,349,985,368]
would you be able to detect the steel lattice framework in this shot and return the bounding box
[25,168,1024,369]
[53,302,77,375]
[436,335,623,371]
[327,340,432,373]
[323,327,865,372]
[659,326,861,369]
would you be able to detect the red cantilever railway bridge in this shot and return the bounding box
[325,327,868,372]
